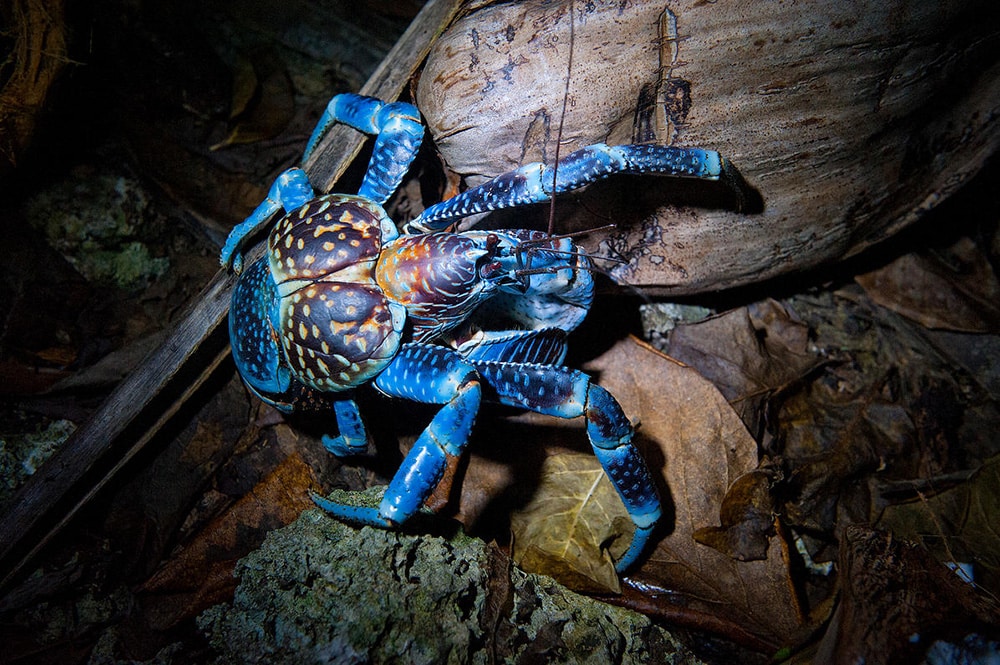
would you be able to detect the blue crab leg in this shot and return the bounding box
[404,142,725,233]
[321,398,370,457]
[472,360,661,572]
[313,344,481,526]
[454,328,569,365]
[220,168,314,272]
[303,93,424,205]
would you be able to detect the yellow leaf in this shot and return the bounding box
[510,452,632,594]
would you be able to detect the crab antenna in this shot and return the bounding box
[515,224,618,250]
[548,0,576,236]
[513,253,626,279]
[515,245,628,266]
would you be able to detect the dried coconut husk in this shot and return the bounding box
[417,0,1000,293]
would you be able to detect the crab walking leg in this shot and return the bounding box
[455,328,569,366]
[219,168,314,271]
[472,360,661,571]
[303,93,424,206]
[405,142,725,233]
[312,344,482,526]
[321,398,370,457]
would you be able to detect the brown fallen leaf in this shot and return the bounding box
[212,48,296,150]
[779,376,900,535]
[856,236,1000,333]
[136,453,318,630]
[665,300,819,438]
[693,467,780,562]
[811,525,1000,665]
[877,453,1000,598]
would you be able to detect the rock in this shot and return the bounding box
[199,488,701,664]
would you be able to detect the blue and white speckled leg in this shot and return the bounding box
[303,93,424,206]
[322,398,369,456]
[220,168,314,272]
[405,142,725,233]
[472,360,661,571]
[585,384,662,571]
[313,344,481,526]
[455,328,568,365]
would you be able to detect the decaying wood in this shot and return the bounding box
[417,0,1000,293]
[0,0,464,590]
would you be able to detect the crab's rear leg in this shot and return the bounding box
[405,142,728,233]
[303,93,424,206]
[312,344,481,526]
[472,360,661,572]
[321,398,370,457]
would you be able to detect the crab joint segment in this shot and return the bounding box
[314,344,481,526]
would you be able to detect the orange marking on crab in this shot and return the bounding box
[313,223,344,238]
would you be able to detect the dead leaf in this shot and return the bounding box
[856,236,1000,333]
[693,468,780,562]
[137,453,318,630]
[812,525,1000,665]
[924,328,1000,399]
[877,453,1000,597]
[780,376,906,534]
[665,300,819,437]
[510,452,631,594]
[212,49,295,150]
[227,54,259,122]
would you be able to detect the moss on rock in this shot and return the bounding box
[199,488,701,664]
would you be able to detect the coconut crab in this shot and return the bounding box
[220,93,731,570]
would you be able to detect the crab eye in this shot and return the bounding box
[479,260,503,281]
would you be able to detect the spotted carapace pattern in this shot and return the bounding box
[222,92,734,571]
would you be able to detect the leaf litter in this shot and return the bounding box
[3,157,997,665]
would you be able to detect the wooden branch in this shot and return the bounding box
[0,0,464,590]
